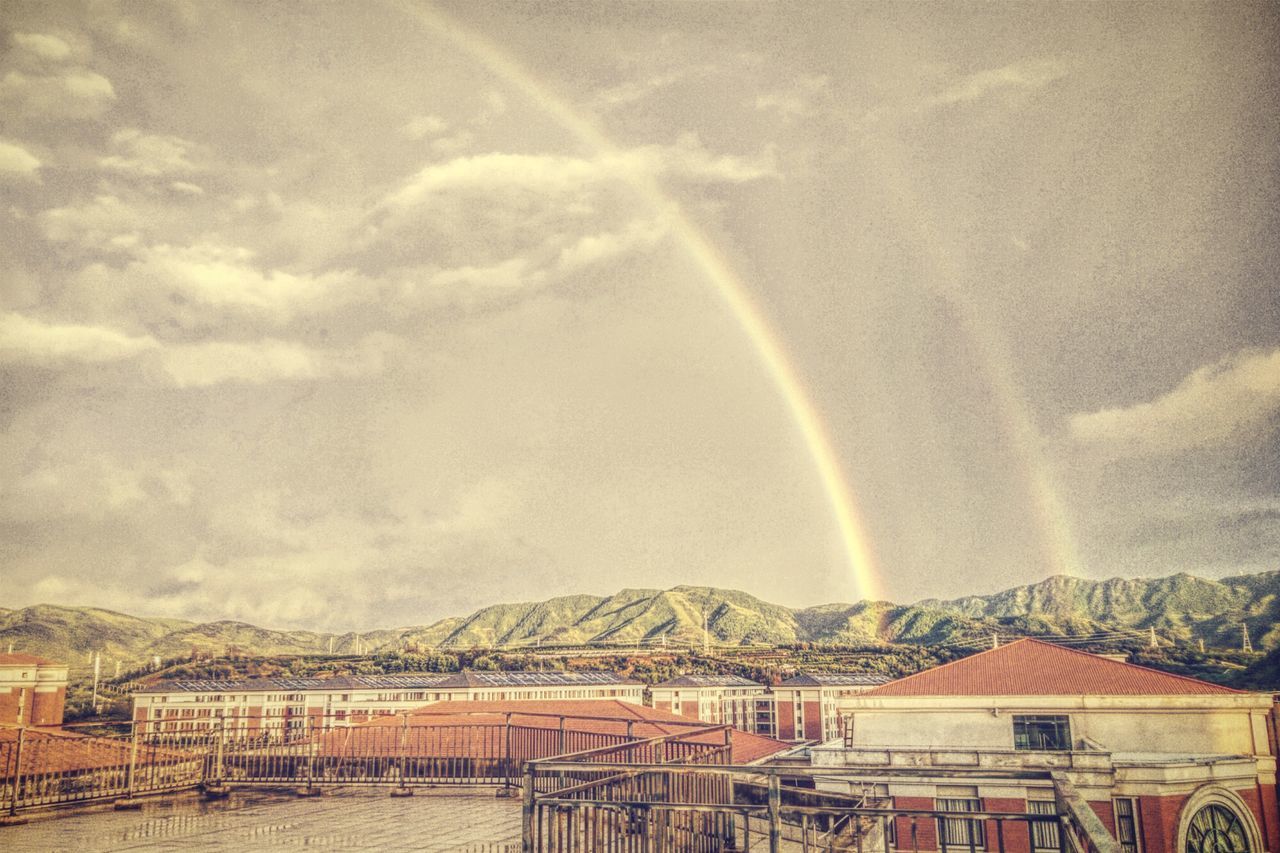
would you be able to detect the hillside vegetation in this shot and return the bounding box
[3,571,1277,671]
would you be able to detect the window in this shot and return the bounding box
[1013,715,1072,751]
[1114,798,1142,853]
[938,796,984,850]
[1186,805,1249,853]
[1028,798,1060,850]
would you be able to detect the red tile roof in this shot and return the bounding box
[0,653,56,666]
[865,639,1244,697]
[348,699,791,764]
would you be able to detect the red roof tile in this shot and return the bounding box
[0,653,56,666]
[865,639,1244,697]
[349,699,791,764]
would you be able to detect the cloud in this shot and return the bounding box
[0,312,157,365]
[401,114,448,139]
[0,67,116,118]
[157,334,395,387]
[755,74,831,122]
[556,217,670,274]
[0,454,191,522]
[38,194,148,248]
[12,33,73,62]
[382,135,776,214]
[98,128,200,176]
[925,59,1067,108]
[0,140,41,176]
[1070,348,1280,455]
[77,243,368,324]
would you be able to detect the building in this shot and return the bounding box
[356,698,794,765]
[808,639,1280,853]
[0,653,69,726]
[133,670,643,739]
[649,674,774,733]
[772,672,891,742]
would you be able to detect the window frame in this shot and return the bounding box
[1013,714,1073,751]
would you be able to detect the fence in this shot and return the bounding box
[0,711,727,817]
[519,759,1122,853]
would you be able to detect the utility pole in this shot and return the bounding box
[92,652,101,713]
[1148,627,1158,649]
[991,633,999,649]
[1198,639,1205,654]
[1243,625,1253,653]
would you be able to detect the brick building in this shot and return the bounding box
[809,639,1280,853]
[133,670,643,739]
[772,672,891,741]
[0,653,68,726]
[649,674,773,733]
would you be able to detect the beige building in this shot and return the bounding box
[649,674,773,733]
[134,670,643,738]
[810,639,1279,853]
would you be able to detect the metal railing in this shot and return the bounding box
[0,711,727,816]
[520,760,1122,853]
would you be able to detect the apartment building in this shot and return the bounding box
[649,674,774,733]
[133,670,643,739]
[773,672,891,741]
[0,653,69,726]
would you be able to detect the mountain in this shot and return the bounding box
[3,571,1277,668]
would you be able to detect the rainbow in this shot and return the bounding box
[389,1,883,602]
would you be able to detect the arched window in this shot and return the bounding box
[1185,804,1251,853]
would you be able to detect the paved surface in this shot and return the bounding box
[3,788,523,851]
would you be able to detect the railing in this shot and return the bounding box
[0,711,726,817]
[520,760,1121,853]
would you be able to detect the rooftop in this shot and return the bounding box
[0,652,57,666]
[865,638,1244,697]
[652,674,764,688]
[137,669,641,695]
[779,673,892,687]
[373,699,793,764]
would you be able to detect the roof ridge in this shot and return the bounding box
[867,637,1244,697]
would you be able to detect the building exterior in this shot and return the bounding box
[133,670,643,739]
[649,674,773,733]
[0,653,69,726]
[772,672,891,742]
[809,639,1280,853]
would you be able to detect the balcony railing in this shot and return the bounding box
[520,759,1122,853]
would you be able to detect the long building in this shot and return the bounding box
[649,674,773,733]
[0,653,68,726]
[808,639,1280,853]
[133,670,643,738]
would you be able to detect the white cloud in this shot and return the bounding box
[62,70,116,100]
[556,217,670,274]
[169,180,204,195]
[1070,348,1280,455]
[98,128,200,176]
[402,114,448,139]
[12,33,73,62]
[0,312,157,365]
[383,135,775,214]
[0,68,116,118]
[38,194,146,248]
[93,243,366,323]
[0,140,41,176]
[925,59,1067,108]
[157,333,395,387]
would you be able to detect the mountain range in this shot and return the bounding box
[3,570,1277,669]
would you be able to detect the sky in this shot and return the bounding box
[0,1,1277,632]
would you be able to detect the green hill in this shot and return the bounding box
[3,570,1277,671]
